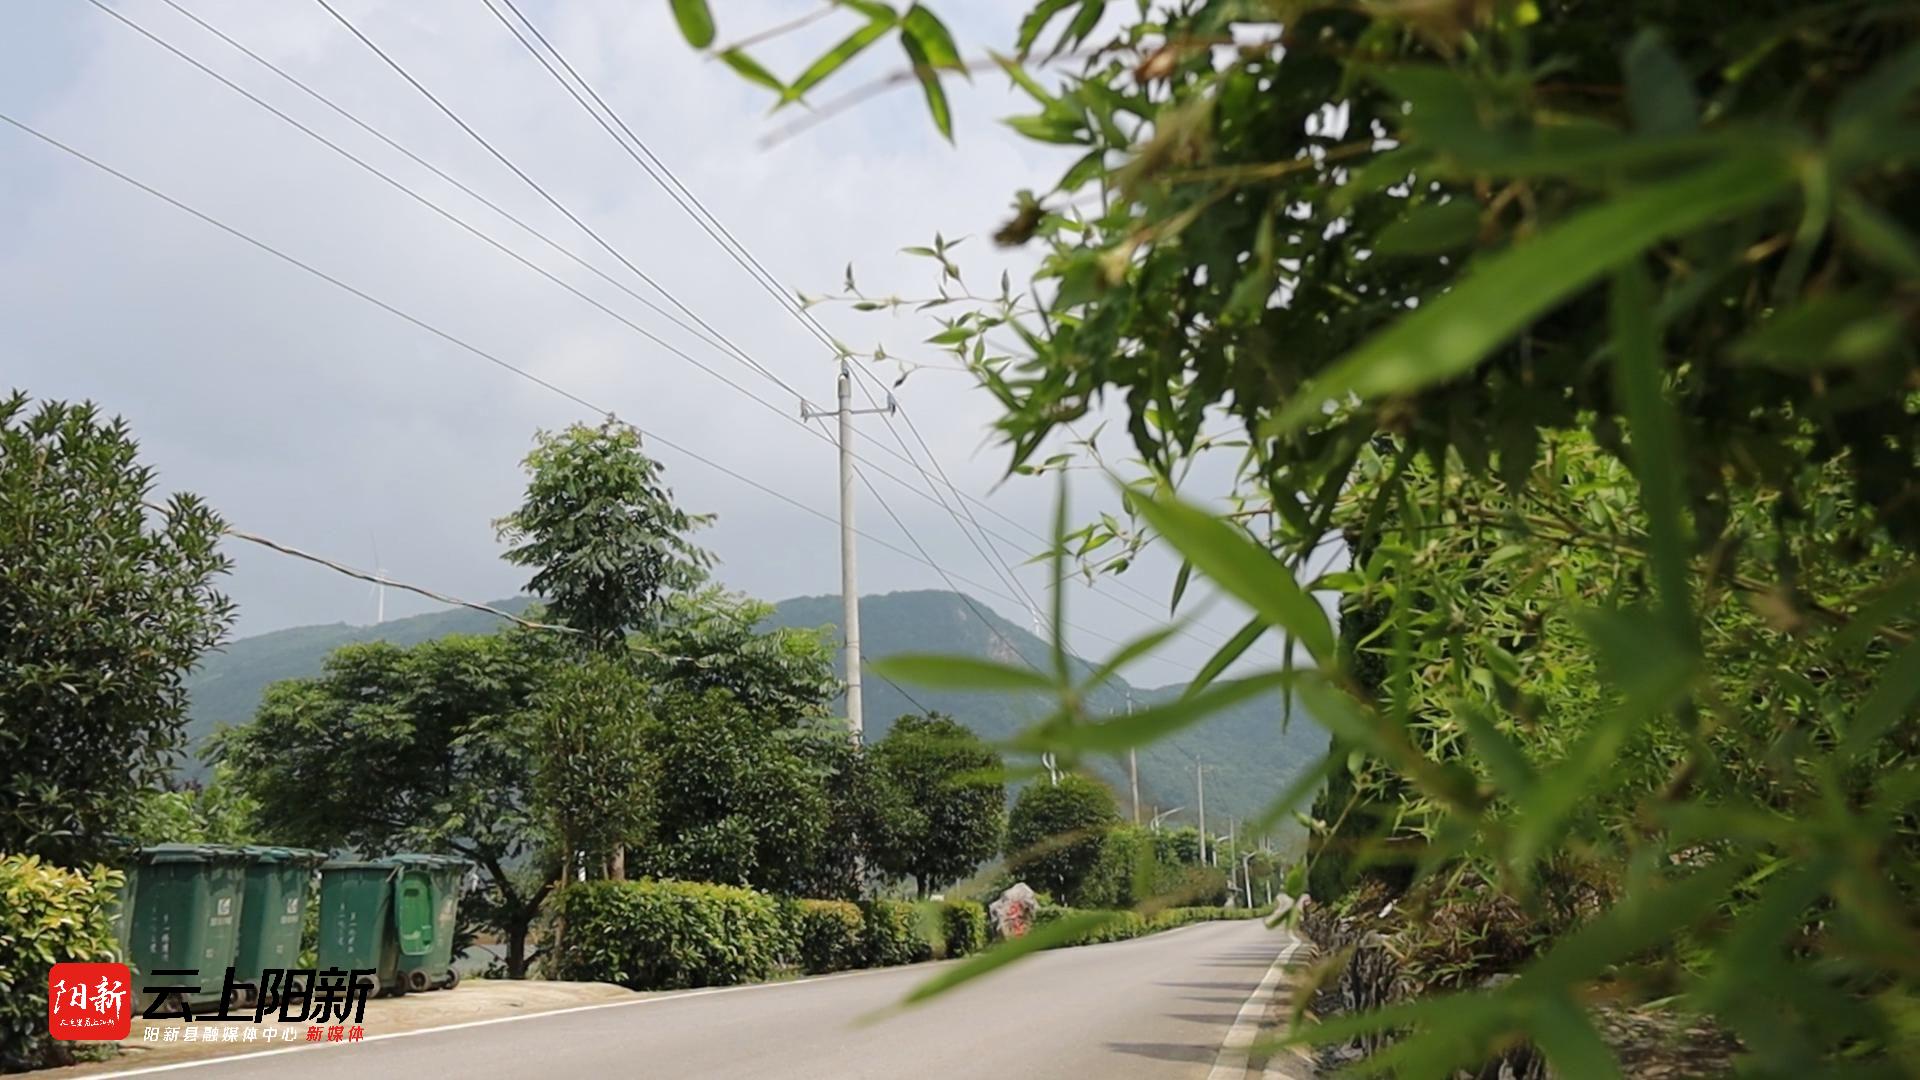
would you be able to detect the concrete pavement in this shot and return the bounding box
[87,918,1306,1079]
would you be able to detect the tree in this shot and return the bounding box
[639,689,833,895]
[0,392,234,864]
[638,589,839,725]
[498,419,713,882]
[869,713,1005,897]
[124,764,259,846]
[496,419,711,652]
[532,654,653,885]
[1005,774,1119,902]
[215,632,554,977]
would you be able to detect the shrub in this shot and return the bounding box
[549,879,785,990]
[0,855,123,1071]
[791,899,865,974]
[860,899,931,968]
[1027,903,1263,949]
[938,900,987,958]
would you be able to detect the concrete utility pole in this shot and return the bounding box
[1196,759,1208,866]
[1127,692,1140,825]
[801,359,894,740]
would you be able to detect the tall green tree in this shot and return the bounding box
[498,420,711,883]
[0,392,233,864]
[1005,774,1120,902]
[495,419,711,652]
[639,688,833,895]
[216,633,554,977]
[869,713,1006,897]
[532,654,654,884]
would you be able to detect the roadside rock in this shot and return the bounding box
[989,883,1037,939]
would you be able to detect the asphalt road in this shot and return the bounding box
[100,919,1300,1079]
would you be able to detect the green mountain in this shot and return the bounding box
[179,591,1323,838]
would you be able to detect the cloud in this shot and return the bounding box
[0,0,1254,684]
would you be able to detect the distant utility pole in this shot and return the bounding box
[1195,759,1208,866]
[800,359,894,741]
[1127,692,1140,825]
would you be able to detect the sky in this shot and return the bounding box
[0,0,1262,686]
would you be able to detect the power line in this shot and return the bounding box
[86,0,1090,582]
[477,0,1219,650]
[307,0,803,402]
[0,109,1127,654]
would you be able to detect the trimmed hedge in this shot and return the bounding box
[0,855,123,1072]
[860,899,932,968]
[1029,903,1264,948]
[939,900,988,958]
[791,899,865,974]
[551,879,786,990]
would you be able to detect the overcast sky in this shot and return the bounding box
[1,0,1264,685]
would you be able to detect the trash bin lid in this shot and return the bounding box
[239,845,327,866]
[136,843,244,864]
[384,853,469,871]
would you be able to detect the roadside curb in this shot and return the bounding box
[1255,935,1321,1079]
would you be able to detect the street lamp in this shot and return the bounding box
[1148,806,1185,830]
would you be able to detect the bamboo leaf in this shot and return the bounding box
[1267,154,1792,437]
[870,654,1056,692]
[1609,263,1694,648]
[1842,636,1920,762]
[899,34,952,141]
[1016,671,1292,753]
[1129,487,1337,666]
[1185,616,1266,699]
[783,14,898,105]
[718,48,782,93]
[895,910,1118,1007]
[668,0,715,48]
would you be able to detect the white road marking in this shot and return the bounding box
[1205,935,1314,1080]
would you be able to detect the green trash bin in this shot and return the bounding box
[233,846,324,1006]
[126,844,250,1011]
[315,860,402,997]
[392,855,467,992]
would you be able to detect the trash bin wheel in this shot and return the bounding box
[442,967,460,991]
[405,969,431,993]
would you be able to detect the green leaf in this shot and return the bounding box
[870,654,1056,692]
[1609,263,1694,648]
[1006,113,1085,145]
[895,910,1118,1007]
[1266,153,1792,438]
[1373,200,1480,256]
[1509,607,1694,865]
[1015,0,1076,54]
[1843,636,1920,762]
[1017,671,1292,753]
[1521,858,1745,988]
[901,4,962,69]
[1836,565,1920,651]
[1456,703,1535,797]
[901,33,953,140]
[1049,478,1069,682]
[1529,994,1623,1080]
[1128,487,1337,666]
[1081,623,1184,689]
[668,0,715,48]
[1185,616,1265,699]
[1836,193,1920,277]
[1731,290,1904,371]
[1624,30,1698,136]
[718,48,781,93]
[783,13,898,105]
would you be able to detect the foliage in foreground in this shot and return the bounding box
[693,0,1920,1072]
[0,855,122,1072]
